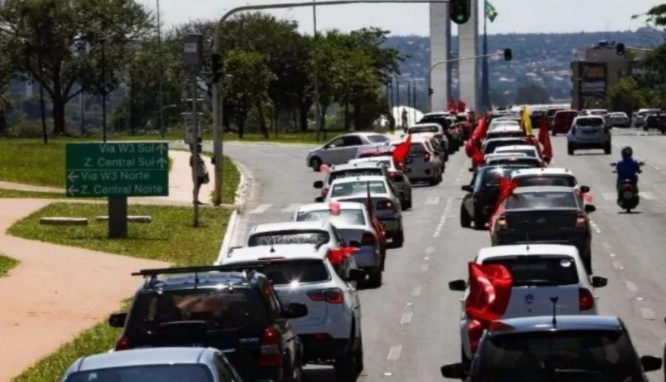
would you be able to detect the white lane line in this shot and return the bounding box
[602,242,612,250]
[612,260,624,270]
[411,285,423,296]
[281,204,301,213]
[639,192,656,200]
[248,204,272,214]
[421,263,430,272]
[625,281,638,292]
[589,219,602,234]
[400,312,414,325]
[433,197,453,237]
[640,307,656,320]
[425,197,441,205]
[387,345,403,360]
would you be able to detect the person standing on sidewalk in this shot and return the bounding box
[189,139,209,205]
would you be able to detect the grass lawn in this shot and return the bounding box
[0,189,65,199]
[9,202,232,382]
[0,254,19,277]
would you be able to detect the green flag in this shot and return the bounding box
[485,0,498,22]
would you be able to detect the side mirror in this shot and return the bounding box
[609,162,616,167]
[348,240,362,248]
[579,185,590,193]
[640,355,662,372]
[639,161,645,166]
[314,196,324,203]
[461,185,473,192]
[584,204,596,213]
[468,167,476,172]
[591,276,607,288]
[282,303,308,319]
[108,312,127,328]
[449,279,467,291]
[440,363,466,379]
[347,268,366,282]
[313,180,324,189]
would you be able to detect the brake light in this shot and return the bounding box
[259,327,282,367]
[497,215,508,232]
[579,288,594,310]
[377,200,393,210]
[114,336,131,351]
[575,213,586,231]
[424,153,431,161]
[361,232,376,245]
[468,320,485,354]
[307,288,344,304]
[388,171,398,180]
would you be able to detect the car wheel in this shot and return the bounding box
[461,347,471,369]
[403,198,412,210]
[392,228,404,248]
[460,204,472,228]
[368,270,382,288]
[428,176,438,186]
[473,215,486,231]
[551,131,557,136]
[567,143,575,155]
[334,330,362,382]
[604,142,611,155]
[310,157,322,172]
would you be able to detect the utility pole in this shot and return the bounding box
[312,0,323,141]
[183,34,204,227]
[157,0,165,139]
[101,39,107,143]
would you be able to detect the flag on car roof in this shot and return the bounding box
[537,114,553,160]
[465,262,512,323]
[485,0,498,22]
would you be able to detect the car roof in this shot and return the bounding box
[250,220,329,234]
[513,185,575,194]
[575,115,604,120]
[330,175,387,184]
[483,137,527,144]
[225,244,329,262]
[330,162,382,171]
[485,153,528,159]
[296,201,365,212]
[495,145,538,151]
[348,157,393,165]
[477,244,579,262]
[489,315,623,335]
[411,123,441,128]
[511,167,574,177]
[69,347,216,372]
[422,111,449,117]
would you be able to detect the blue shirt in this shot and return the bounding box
[616,158,640,180]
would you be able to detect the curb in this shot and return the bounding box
[217,158,249,263]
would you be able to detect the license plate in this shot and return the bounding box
[623,190,633,199]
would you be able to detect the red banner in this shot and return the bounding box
[465,262,513,324]
[392,134,412,165]
[537,114,553,160]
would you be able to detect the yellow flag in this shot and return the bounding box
[521,105,533,136]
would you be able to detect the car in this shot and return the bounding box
[441,315,662,381]
[633,108,660,127]
[609,111,631,127]
[485,123,523,140]
[399,136,443,185]
[492,145,540,160]
[448,244,608,367]
[60,347,246,382]
[313,161,391,201]
[489,186,596,274]
[306,132,390,171]
[510,167,592,205]
[324,175,404,247]
[406,123,450,152]
[347,156,413,209]
[354,145,393,159]
[551,109,578,135]
[292,202,386,286]
[566,116,611,155]
[483,153,528,166]
[544,106,566,126]
[418,112,464,150]
[460,166,516,230]
[219,245,365,381]
[481,137,529,156]
[484,156,542,169]
[245,221,347,253]
[107,265,309,382]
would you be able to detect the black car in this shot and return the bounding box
[418,112,462,152]
[489,186,596,274]
[442,315,662,381]
[460,166,515,230]
[108,265,309,382]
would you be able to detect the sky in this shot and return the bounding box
[139,0,662,36]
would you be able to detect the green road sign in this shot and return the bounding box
[65,142,169,197]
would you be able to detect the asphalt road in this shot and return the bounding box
[218,128,666,381]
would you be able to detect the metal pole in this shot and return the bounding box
[157,0,165,139]
[406,81,411,123]
[481,8,490,111]
[79,88,84,135]
[191,77,200,227]
[313,0,323,141]
[102,40,107,143]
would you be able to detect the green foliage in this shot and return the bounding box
[514,82,551,104]
[606,77,646,113]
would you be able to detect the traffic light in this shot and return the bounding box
[211,53,223,83]
[616,43,625,56]
[503,48,512,61]
[449,0,471,24]
[429,88,434,95]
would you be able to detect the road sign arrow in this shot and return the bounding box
[157,143,168,154]
[157,157,168,168]
[67,185,79,196]
[67,171,78,182]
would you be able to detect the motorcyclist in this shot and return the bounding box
[615,146,641,202]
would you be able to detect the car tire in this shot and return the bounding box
[567,143,575,155]
[428,176,438,186]
[461,347,471,369]
[473,215,486,231]
[402,198,412,210]
[604,143,611,155]
[334,328,362,382]
[551,131,557,136]
[460,204,472,228]
[583,247,592,275]
[310,157,322,172]
[392,228,404,248]
[368,270,382,288]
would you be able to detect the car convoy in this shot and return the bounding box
[58,107,665,382]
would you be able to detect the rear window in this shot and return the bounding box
[506,191,577,209]
[495,149,536,158]
[129,288,268,331]
[477,330,641,381]
[555,111,577,120]
[590,110,608,116]
[328,168,383,184]
[367,135,389,143]
[476,168,514,188]
[408,143,426,155]
[296,209,366,226]
[483,256,579,286]
[420,116,450,128]
[409,125,439,134]
[330,180,386,197]
[546,108,562,117]
[65,365,214,382]
[248,230,329,246]
[576,118,604,127]
[514,175,576,188]
[358,150,391,158]
[261,259,330,285]
[484,140,526,154]
[487,158,540,167]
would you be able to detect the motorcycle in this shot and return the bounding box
[610,161,645,213]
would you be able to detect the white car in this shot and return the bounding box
[493,145,541,161]
[292,202,385,287]
[400,137,443,185]
[608,111,630,127]
[406,123,449,153]
[448,244,608,366]
[483,152,527,164]
[325,175,404,247]
[481,137,528,156]
[244,221,347,253]
[220,244,365,378]
[306,132,390,171]
[346,157,413,209]
[566,116,611,155]
[510,167,592,205]
[486,122,523,140]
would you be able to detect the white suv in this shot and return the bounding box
[448,244,608,367]
[219,244,365,380]
[566,116,611,155]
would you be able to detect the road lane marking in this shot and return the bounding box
[281,204,301,213]
[433,197,453,237]
[400,312,414,325]
[411,285,422,296]
[639,192,656,200]
[612,260,624,270]
[425,197,441,205]
[387,345,403,360]
[640,307,656,320]
[248,204,272,214]
[589,219,602,234]
[609,253,616,258]
[625,281,638,292]
[421,263,430,272]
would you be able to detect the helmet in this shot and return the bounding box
[621,146,633,158]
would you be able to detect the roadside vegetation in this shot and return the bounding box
[0,254,18,277]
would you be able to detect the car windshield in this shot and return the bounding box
[65,365,214,382]
[576,118,604,127]
[483,256,579,286]
[296,209,366,226]
[487,158,540,167]
[409,125,439,134]
[248,230,329,246]
[514,176,576,187]
[367,135,389,143]
[496,149,536,158]
[409,143,427,155]
[484,140,526,154]
[611,113,626,117]
[330,181,386,197]
[129,288,268,331]
[260,259,330,285]
[476,168,514,188]
[556,112,577,120]
[476,330,642,381]
[590,110,608,116]
[420,116,450,128]
[328,168,383,184]
[506,191,578,209]
[354,159,391,168]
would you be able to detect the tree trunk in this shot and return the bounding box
[319,104,328,140]
[256,101,269,138]
[344,100,351,131]
[292,109,298,132]
[52,95,66,136]
[273,106,280,137]
[352,101,362,131]
[299,105,309,132]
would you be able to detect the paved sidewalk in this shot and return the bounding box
[0,199,170,381]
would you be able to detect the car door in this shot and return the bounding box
[338,135,364,163]
[320,136,346,164]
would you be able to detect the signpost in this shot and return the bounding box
[182,34,203,227]
[65,142,169,238]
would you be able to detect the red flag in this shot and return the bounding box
[471,145,484,167]
[391,134,411,165]
[494,176,518,212]
[537,114,553,160]
[458,100,467,112]
[448,98,457,114]
[471,115,488,142]
[465,262,513,324]
[328,247,359,265]
[320,164,331,174]
[464,138,475,158]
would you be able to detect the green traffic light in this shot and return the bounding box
[456,15,464,21]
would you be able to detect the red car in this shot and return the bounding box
[551,109,578,135]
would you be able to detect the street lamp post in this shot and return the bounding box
[157,0,165,139]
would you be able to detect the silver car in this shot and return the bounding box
[306,132,390,171]
[325,175,404,247]
[314,161,389,201]
[400,137,443,185]
[245,221,346,251]
[347,156,413,210]
[609,112,630,127]
[567,116,611,155]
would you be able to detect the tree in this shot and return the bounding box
[0,0,153,135]
[606,77,646,114]
[514,82,551,104]
[310,31,345,138]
